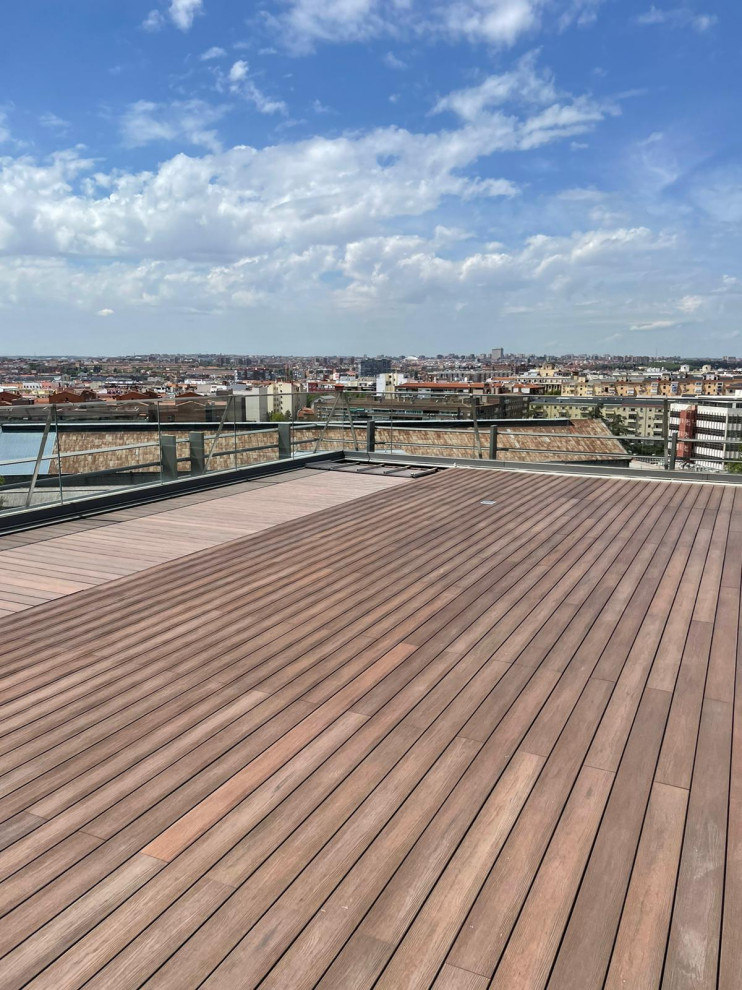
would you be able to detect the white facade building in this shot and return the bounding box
[669,399,742,471]
[376,372,408,394]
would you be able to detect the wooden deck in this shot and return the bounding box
[0,469,407,616]
[0,465,739,989]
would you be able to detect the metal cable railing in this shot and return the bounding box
[2,394,742,518]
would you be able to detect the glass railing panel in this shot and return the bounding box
[3,391,742,523]
[50,401,163,504]
[0,415,61,514]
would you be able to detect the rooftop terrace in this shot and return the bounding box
[0,461,739,989]
[0,468,406,616]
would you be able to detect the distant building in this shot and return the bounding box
[232,385,269,422]
[230,381,307,421]
[376,372,408,394]
[533,397,666,440]
[561,375,735,399]
[669,399,742,472]
[266,382,307,419]
[491,347,504,362]
[319,387,527,420]
[48,389,98,404]
[358,357,392,376]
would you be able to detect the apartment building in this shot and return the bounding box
[561,376,733,399]
[376,371,408,394]
[608,401,667,438]
[358,357,392,376]
[669,399,742,471]
[232,382,307,421]
[533,397,666,440]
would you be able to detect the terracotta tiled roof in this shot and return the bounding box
[498,419,627,462]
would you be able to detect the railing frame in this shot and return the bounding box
[4,400,742,522]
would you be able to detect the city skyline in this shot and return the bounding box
[1,1,740,354]
[1,349,742,359]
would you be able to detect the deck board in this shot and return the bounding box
[0,467,738,989]
[0,469,408,612]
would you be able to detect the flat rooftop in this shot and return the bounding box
[0,468,408,616]
[0,464,739,989]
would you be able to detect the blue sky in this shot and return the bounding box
[0,0,740,356]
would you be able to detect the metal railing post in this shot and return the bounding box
[277,422,291,459]
[54,405,64,504]
[205,398,231,470]
[156,399,163,483]
[231,396,238,470]
[342,392,360,450]
[666,432,678,471]
[662,397,669,441]
[189,431,205,475]
[159,434,178,481]
[471,394,483,458]
[24,406,54,508]
[366,421,376,453]
[489,425,498,460]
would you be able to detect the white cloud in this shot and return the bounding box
[0,121,526,262]
[0,69,619,269]
[678,294,703,312]
[39,112,70,133]
[0,64,702,346]
[432,53,619,159]
[272,1,603,52]
[432,52,558,120]
[169,0,204,31]
[0,111,10,144]
[142,9,165,32]
[225,61,287,114]
[0,220,675,324]
[383,51,407,70]
[271,0,388,52]
[120,100,226,152]
[557,0,604,30]
[200,46,226,60]
[274,0,546,53]
[143,0,204,32]
[524,226,672,272]
[312,99,333,114]
[636,7,718,32]
[228,60,249,85]
[629,319,678,331]
[685,165,742,223]
[557,187,605,201]
[333,225,671,310]
[97,308,114,316]
[439,0,540,45]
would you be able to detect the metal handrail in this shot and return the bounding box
[4,398,742,519]
[2,425,742,475]
[0,429,280,468]
[302,423,742,448]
